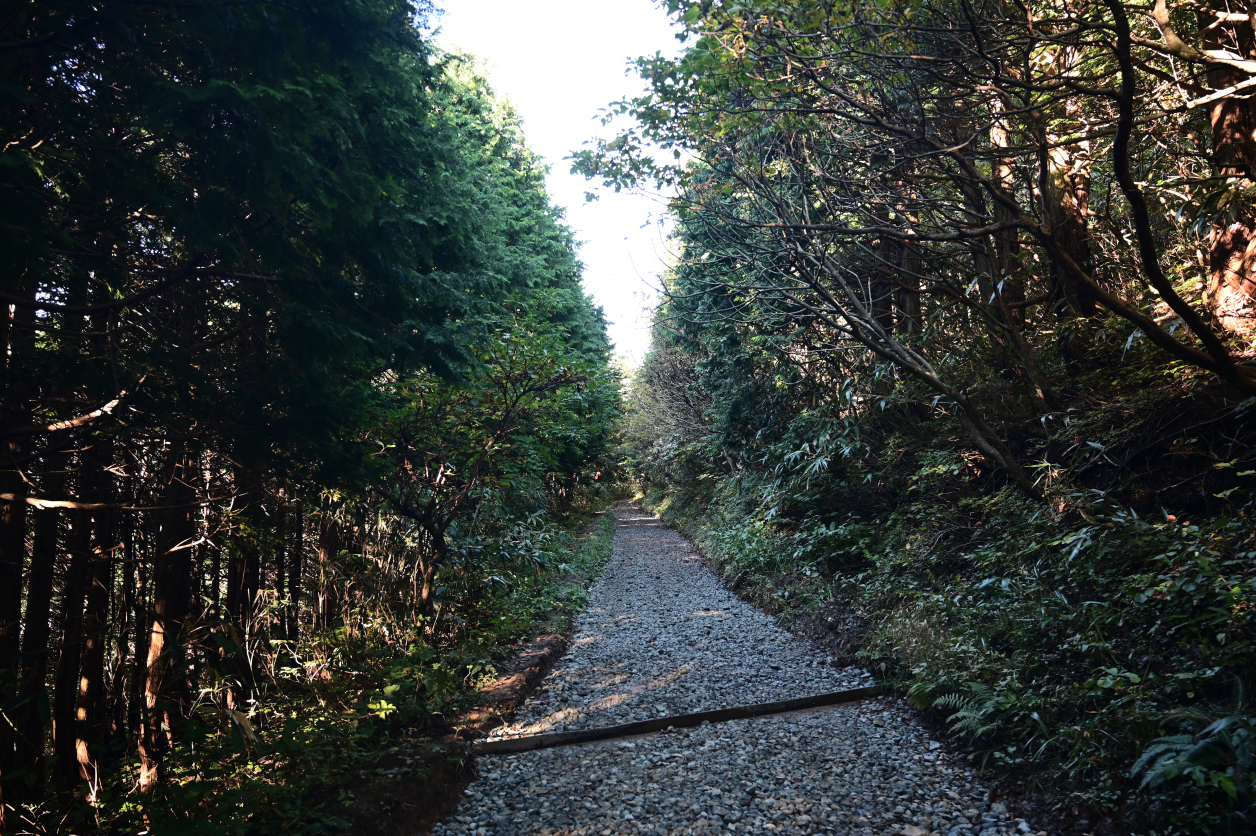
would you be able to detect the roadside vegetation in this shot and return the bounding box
[1,2,619,833]
[590,2,1256,833]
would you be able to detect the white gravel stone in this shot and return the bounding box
[431,506,1032,836]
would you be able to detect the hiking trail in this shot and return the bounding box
[432,505,1041,836]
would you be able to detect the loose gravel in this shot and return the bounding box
[431,506,1048,836]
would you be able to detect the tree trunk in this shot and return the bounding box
[0,282,35,830]
[285,507,303,641]
[211,542,222,612]
[871,228,898,333]
[961,175,1063,414]
[0,481,24,829]
[317,516,341,631]
[13,460,68,811]
[76,479,116,803]
[127,521,146,749]
[274,505,287,638]
[225,484,261,708]
[225,540,243,627]
[1039,92,1097,317]
[989,91,1026,328]
[896,215,922,334]
[108,504,135,744]
[51,494,92,800]
[1202,4,1256,335]
[137,447,196,793]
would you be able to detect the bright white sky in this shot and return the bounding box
[435,0,683,366]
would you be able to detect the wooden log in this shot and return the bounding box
[470,685,882,755]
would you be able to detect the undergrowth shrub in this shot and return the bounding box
[643,475,1256,832]
[98,509,617,835]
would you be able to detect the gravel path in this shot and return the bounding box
[432,506,1046,836]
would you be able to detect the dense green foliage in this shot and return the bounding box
[120,509,618,836]
[1,3,618,832]
[599,1,1256,833]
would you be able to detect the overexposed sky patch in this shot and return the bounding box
[435,0,681,366]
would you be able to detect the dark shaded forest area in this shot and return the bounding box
[1,1,619,832]
[584,1,1256,832]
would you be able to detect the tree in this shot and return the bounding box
[577,0,1256,498]
[1,3,619,827]
[373,300,619,609]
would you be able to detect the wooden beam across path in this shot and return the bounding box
[469,685,883,755]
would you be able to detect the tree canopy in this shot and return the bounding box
[1,3,618,830]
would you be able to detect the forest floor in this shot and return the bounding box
[428,505,1047,836]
